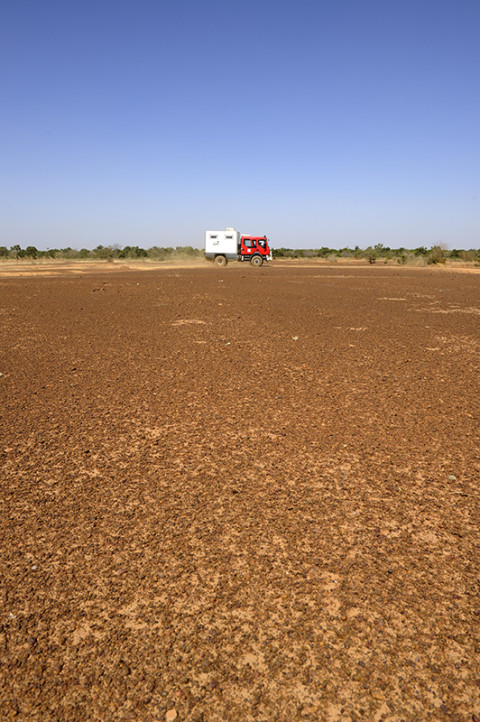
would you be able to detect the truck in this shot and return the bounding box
[205,228,272,267]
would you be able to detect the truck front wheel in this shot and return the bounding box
[251,254,263,267]
[214,255,227,267]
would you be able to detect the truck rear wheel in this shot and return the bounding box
[251,254,263,267]
[214,255,227,267]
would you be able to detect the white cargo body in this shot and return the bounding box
[205,228,240,260]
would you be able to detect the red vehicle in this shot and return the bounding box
[239,235,272,266]
[205,228,273,267]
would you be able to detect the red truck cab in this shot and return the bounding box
[240,236,272,266]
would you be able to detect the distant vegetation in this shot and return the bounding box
[0,244,202,261]
[273,244,480,265]
[0,243,478,265]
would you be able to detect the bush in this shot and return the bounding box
[59,247,78,259]
[317,247,333,257]
[176,246,200,257]
[93,245,114,260]
[427,245,446,264]
[460,250,477,262]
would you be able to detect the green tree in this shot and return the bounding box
[93,245,113,259]
[133,246,147,257]
[317,247,332,257]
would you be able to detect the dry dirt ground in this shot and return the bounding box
[1,262,479,721]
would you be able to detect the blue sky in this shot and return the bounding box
[1,0,479,250]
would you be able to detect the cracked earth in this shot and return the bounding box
[1,262,479,721]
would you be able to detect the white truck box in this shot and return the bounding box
[205,228,240,260]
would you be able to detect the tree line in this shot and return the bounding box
[0,243,478,265]
[0,245,202,260]
[274,244,480,265]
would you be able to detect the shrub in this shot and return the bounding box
[427,245,446,264]
[93,245,114,260]
[176,245,200,257]
[460,250,477,262]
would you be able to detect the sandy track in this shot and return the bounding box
[0,258,478,278]
[0,259,209,277]
[1,265,479,720]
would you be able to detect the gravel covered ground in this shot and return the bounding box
[1,263,479,721]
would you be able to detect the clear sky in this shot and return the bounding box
[1,0,479,250]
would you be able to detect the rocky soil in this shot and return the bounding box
[1,263,479,721]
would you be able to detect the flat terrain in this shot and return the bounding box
[1,263,479,721]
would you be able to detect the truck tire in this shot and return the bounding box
[251,254,263,267]
[214,255,227,267]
